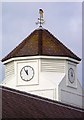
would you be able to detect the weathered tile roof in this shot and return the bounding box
[1,86,84,119]
[2,28,81,62]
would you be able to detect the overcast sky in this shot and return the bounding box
[0,2,82,85]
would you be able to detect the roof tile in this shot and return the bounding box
[1,86,84,118]
[2,28,81,62]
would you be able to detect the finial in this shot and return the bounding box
[36,9,45,27]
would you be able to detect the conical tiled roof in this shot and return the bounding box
[2,28,81,62]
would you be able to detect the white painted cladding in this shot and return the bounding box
[5,62,14,78]
[61,89,83,108]
[41,59,65,73]
[1,56,83,108]
[29,89,55,100]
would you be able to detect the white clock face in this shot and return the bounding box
[20,66,34,81]
[68,68,75,83]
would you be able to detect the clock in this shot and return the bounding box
[20,66,34,81]
[68,68,75,83]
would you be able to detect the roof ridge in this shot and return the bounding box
[44,29,81,60]
[38,29,43,55]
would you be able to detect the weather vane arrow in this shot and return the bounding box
[36,9,45,27]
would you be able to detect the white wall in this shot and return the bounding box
[1,57,83,108]
[58,76,83,108]
[1,58,65,101]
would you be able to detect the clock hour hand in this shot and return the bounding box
[24,68,28,75]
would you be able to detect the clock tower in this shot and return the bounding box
[1,10,83,108]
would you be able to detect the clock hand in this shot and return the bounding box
[24,68,28,75]
[25,70,28,75]
[71,72,73,77]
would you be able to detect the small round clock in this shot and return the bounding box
[68,68,75,83]
[20,66,34,81]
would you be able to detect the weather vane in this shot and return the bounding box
[36,9,45,27]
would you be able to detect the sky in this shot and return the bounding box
[0,2,82,85]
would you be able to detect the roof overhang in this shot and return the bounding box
[2,56,80,64]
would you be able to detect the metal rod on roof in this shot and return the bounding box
[36,9,45,27]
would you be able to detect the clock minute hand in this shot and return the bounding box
[24,68,28,75]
